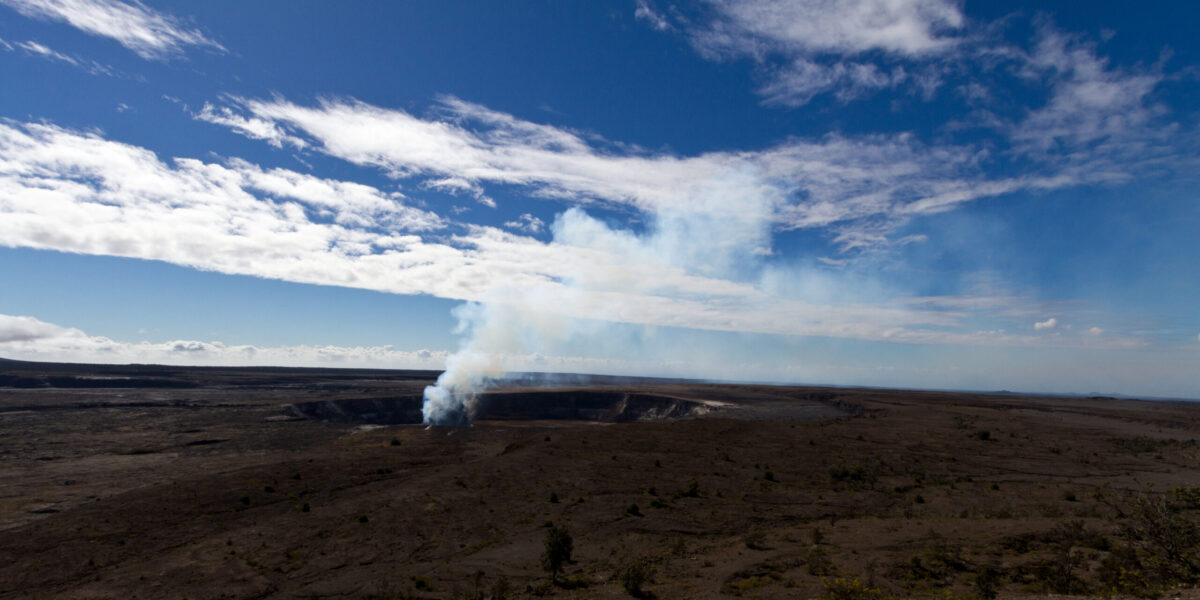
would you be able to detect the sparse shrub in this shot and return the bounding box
[1170,486,1200,509]
[673,480,700,499]
[1050,519,1109,551]
[828,465,876,487]
[722,561,787,595]
[358,515,369,523]
[974,430,991,441]
[806,546,836,576]
[549,492,558,503]
[625,503,642,517]
[810,528,824,545]
[973,565,1002,600]
[763,470,776,482]
[540,523,573,583]
[1111,436,1196,454]
[1122,493,1200,584]
[616,559,656,597]
[1063,491,1077,502]
[818,576,882,600]
[560,572,592,589]
[650,498,668,509]
[1098,545,1161,598]
[410,574,433,591]
[1032,548,1087,595]
[390,437,401,446]
[914,495,925,504]
[469,570,486,599]
[743,528,767,550]
[489,575,511,600]
[891,555,937,583]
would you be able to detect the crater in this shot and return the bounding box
[284,388,723,425]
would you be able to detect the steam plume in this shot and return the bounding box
[421,169,778,425]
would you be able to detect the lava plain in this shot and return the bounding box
[2,359,1200,599]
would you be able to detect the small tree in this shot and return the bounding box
[541,523,573,583]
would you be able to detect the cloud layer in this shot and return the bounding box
[0,117,1146,352]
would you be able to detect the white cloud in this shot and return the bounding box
[1034,317,1058,330]
[2,313,854,380]
[1009,23,1172,171]
[1085,326,1103,336]
[422,175,495,208]
[200,94,1044,250]
[0,314,447,368]
[758,59,911,106]
[504,213,545,234]
[660,0,963,106]
[194,103,305,149]
[0,314,73,342]
[0,119,1133,350]
[634,0,671,32]
[692,0,964,58]
[645,0,1194,179]
[0,0,224,59]
[0,119,1151,352]
[14,39,77,64]
[1,37,115,75]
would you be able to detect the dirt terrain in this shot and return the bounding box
[2,358,1200,599]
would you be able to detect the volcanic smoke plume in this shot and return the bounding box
[421,170,777,425]
[421,299,568,425]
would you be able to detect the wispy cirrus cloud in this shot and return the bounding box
[689,0,965,58]
[631,2,1197,236]
[1005,22,1185,177]
[200,94,1054,250]
[11,38,76,64]
[0,0,223,59]
[504,213,545,234]
[194,102,306,150]
[637,0,1194,175]
[634,0,672,32]
[0,36,115,74]
[639,0,965,106]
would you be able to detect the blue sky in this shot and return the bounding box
[0,0,1197,398]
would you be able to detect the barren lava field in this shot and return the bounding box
[3,358,1200,599]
